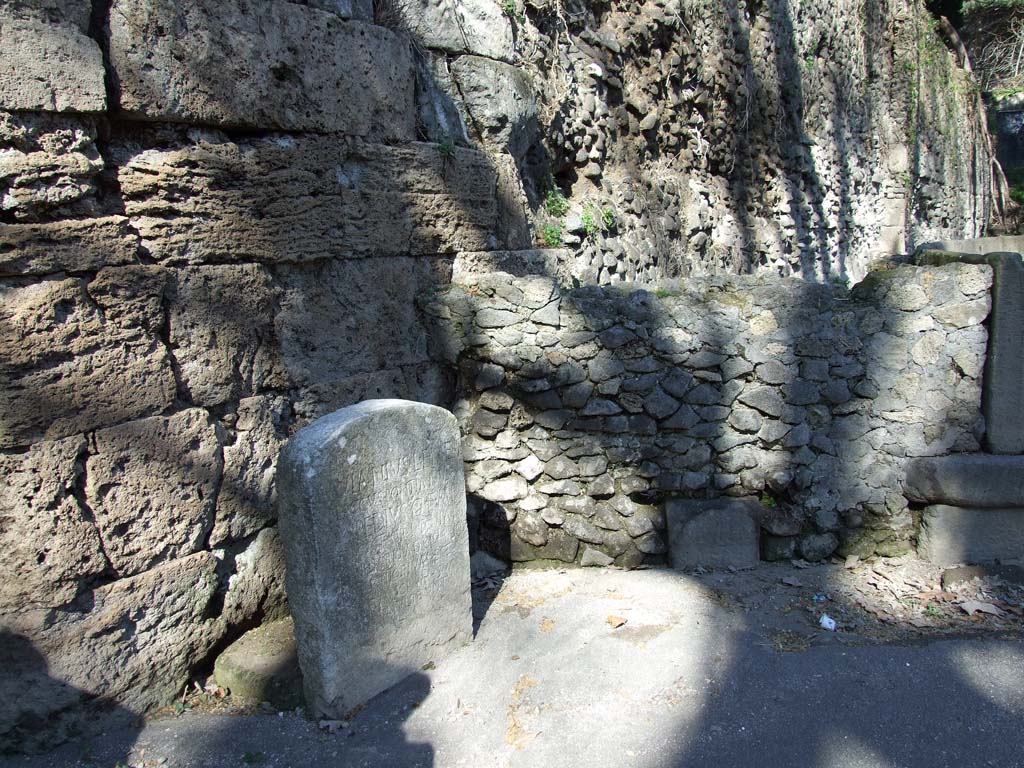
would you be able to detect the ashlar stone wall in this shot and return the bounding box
[0,0,508,752]
[424,262,992,566]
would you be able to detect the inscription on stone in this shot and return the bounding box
[277,399,471,718]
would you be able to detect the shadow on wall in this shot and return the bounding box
[439,259,988,573]
[0,630,135,758]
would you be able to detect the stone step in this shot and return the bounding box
[213,618,304,710]
[917,505,1024,567]
[904,454,1024,507]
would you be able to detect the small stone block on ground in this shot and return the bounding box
[213,618,303,711]
[665,498,762,570]
[918,505,1024,567]
[277,400,472,719]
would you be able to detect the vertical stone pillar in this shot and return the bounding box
[980,253,1024,454]
[277,400,471,718]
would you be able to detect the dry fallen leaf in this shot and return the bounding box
[782,577,803,587]
[606,615,628,629]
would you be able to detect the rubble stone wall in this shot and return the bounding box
[424,262,992,567]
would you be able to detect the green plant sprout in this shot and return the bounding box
[544,183,570,217]
[542,222,564,247]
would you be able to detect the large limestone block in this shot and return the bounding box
[666,498,762,570]
[0,268,176,448]
[918,505,1024,566]
[220,527,289,626]
[1,551,225,752]
[277,400,471,718]
[213,397,289,546]
[168,265,286,407]
[107,0,414,138]
[0,111,104,222]
[0,6,106,112]
[0,217,139,275]
[117,134,497,264]
[290,362,453,425]
[0,436,107,613]
[414,52,472,146]
[400,0,514,61]
[86,409,222,578]
[905,454,1024,508]
[275,258,448,390]
[451,56,540,161]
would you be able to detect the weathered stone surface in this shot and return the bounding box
[453,250,573,282]
[8,1,94,31]
[0,217,140,276]
[168,265,285,407]
[275,257,448,395]
[0,111,105,222]
[905,454,1024,508]
[108,0,414,137]
[1,551,224,753]
[213,397,290,547]
[918,505,1024,566]
[451,57,539,162]
[221,527,289,626]
[87,409,222,578]
[0,436,107,613]
[117,134,497,264]
[666,499,761,570]
[400,0,514,61]
[294,0,374,21]
[0,5,106,112]
[277,400,471,718]
[213,617,303,710]
[580,547,614,567]
[918,237,1024,256]
[979,254,1022,453]
[799,532,839,562]
[480,475,529,502]
[762,535,797,561]
[0,269,176,448]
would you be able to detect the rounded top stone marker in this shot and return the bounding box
[276,399,471,719]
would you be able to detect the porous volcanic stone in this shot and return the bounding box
[277,400,471,719]
[0,4,106,112]
[107,0,414,137]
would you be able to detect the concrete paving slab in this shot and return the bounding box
[6,567,1024,768]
